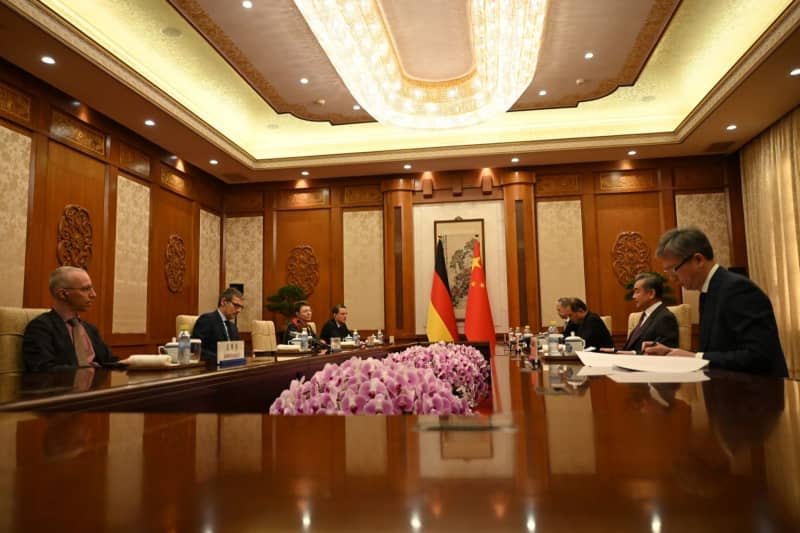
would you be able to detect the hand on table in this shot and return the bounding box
[641,341,696,358]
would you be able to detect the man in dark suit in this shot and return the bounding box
[23,266,117,372]
[319,304,352,344]
[644,227,788,378]
[556,297,575,336]
[620,272,679,353]
[567,298,614,349]
[192,287,244,361]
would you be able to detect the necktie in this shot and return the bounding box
[699,292,707,318]
[67,317,90,366]
[227,320,238,340]
[630,312,647,338]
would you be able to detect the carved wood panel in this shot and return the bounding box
[50,110,105,156]
[119,143,150,177]
[165,234,186,293]
[286,244,320,296]
[0,81,31,122]
[535,174,580,195]
[343,184,382,205]
[278,189,329,209]
[610,231,651,286]
[56,204,93,269]
[161,168,191,197]
[597,170,657,192]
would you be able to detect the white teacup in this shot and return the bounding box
[158,342,179,363]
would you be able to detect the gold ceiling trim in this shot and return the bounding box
[17,0,796,165]
[514,0,680,111]
[168,0,364,125]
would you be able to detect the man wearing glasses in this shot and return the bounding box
[192,287,244,361]
[643,227,788,378]
[23,266,118,372]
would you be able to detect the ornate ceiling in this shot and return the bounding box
[1,0,800,182]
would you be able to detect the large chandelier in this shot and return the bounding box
[294,0,548,129]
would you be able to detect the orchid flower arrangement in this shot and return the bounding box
[387,342,490,408]
[269,356,472,415]
[269,344,490,415]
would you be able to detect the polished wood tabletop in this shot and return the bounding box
[0,354,798,531]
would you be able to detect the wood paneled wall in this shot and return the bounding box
[2,59,746,350]
[0,61,223,355]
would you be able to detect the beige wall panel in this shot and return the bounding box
[112,176,150,333]
[0,124,31,307]
[413,201,508,335]
[343,210,384,330]
[675,192,732,323]
[199,209,221,313]
[224,216,263,332]
[417,422,514,478]
[537,200,586,328]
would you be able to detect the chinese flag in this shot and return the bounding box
[464,239,496,351]
[426,239,459,342]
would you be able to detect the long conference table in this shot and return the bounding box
[0,345,798,531]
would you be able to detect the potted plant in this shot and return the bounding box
[264,284,308,334]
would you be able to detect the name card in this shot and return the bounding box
[217,340,245,366]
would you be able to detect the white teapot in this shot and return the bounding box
[564,332,585,355]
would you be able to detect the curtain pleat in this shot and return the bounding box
[740,106,800,378]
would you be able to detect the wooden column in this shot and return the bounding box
[500,170,540,329]
[382,178,415,340]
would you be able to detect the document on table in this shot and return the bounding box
[577,351,709,373]
[609,371,709,383]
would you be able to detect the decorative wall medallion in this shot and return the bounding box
[611,231,651,286]
[0,81,31,122]
[57,205,92,269]
[165,234,187,293]
[50,111,106,156]
[286,244,319,296]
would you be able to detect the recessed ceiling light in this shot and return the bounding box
[628,150,637,156]
[538,89,547,96]
[353,104,361,110]
[790,67,800,76]
[726,124,737,131]
[301,170,310,176]
[41,56,55,65]
[144,119,156,126]
[511,157,520,163]
[584,51,594,60]
[300,78,309,85]
[242,0,253,8]
[70,100,81,107]
[168,155,178,160]
[403,164,412,170]
[209,159,219,165]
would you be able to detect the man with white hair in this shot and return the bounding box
[23,266,117,372]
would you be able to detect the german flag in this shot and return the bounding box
[426,239,459,342]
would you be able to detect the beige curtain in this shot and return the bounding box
[740,106,800,378]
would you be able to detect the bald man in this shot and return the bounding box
[23,266,117,372]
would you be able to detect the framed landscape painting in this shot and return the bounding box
[434,218,485,320]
